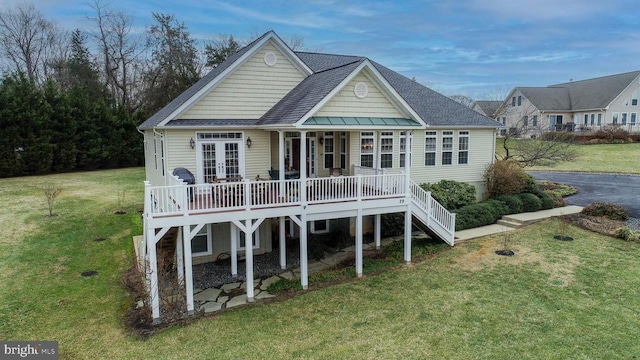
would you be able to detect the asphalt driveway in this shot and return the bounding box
[530,172,640,218]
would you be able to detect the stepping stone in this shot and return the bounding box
[193,288,202,294]
[256,291,275,300]
[194,288,222,302]
[136,300,144,309]
[201,302,222,313]
[279,271,295,280]
[342,245,356,252]
[216,295,229,304]
[260,276,281,290]
[363,243,374,250]
[240,280,259,290]
[221,282,241,292]
[226,295,247,308]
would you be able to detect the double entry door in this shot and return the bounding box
[197,140,241,183]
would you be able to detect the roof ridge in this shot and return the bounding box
[312,58,365,74]
[550,69,640,87]
[295,50,361,58]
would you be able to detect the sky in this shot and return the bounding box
[6,0,640,99]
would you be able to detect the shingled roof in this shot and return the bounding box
[140,31,500,130]
[473,100,502,116]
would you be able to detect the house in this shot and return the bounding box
[137,31,500,322]
[492,70,640,136]
[472,100,501,118]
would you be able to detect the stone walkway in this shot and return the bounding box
[193,233,417,313]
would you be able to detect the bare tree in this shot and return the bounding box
[0,3,62,83]
[449,94,474,108]
[88,0,146,111]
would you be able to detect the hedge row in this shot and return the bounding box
[454,190,559,231]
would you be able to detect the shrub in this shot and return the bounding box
[614,227,631,241]
[540,132,577,143]
[582,202,629,221]
[532,189,556,210]
[454,201,507,231]
[420,179,476,210]
[381,213,404,237]
[545,190,566,208]
[484,160,530,197]
[516,193,542,212]
[495,194,523,214]
[594,125,630,143]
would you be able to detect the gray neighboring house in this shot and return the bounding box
[493,70,640,136]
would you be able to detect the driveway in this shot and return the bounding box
[530,172,640,218]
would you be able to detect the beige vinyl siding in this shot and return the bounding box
[244,129,272,180]
[144,130,166,186]
[180,41,305,120]
[192,222,272,265]
[605,75,640,131]
[165,130,198,180]
[315,72,406,118]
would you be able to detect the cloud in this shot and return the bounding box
[464,0,616,21]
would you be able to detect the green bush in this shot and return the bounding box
[544,190,566,208]
[531,189,555,210]
[484,160,530,197]
[381,213,404,237]
[582,202,629,221]
[614,227,631,241]
[420,180,476,210]
[495,194,524,214]
[517,193,542,212]
[454,200,508,231]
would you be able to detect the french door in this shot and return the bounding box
[197,141,241,183]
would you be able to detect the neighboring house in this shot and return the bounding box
[472,100,501,118]
[492,70,640,137]
[138,31,500,322]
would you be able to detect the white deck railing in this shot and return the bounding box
[410,181,456,245]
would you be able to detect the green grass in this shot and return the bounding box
[497,139,640,173]
[2,168,640,359]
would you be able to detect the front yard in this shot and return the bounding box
[2,168,639,359]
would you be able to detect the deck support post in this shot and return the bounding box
[374,214,381,250]
[182,225,194,313]
[176,227,184,284]
[404,204,412,265]
[148,229,160,323]
[230,223,238,278]
[279,216,286,270]
[300,212,308,289]
[356,209,363,277]
[244,219,255,302]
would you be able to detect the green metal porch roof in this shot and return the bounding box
[303,116,421,126]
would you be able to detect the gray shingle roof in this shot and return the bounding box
[549,70,640,110]
[473,100,502,116]
[518,87,571,111]
[165,119,260,127]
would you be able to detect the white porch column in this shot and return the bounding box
[374,214,381,250]
[279,131,286,196]
[300,212,308,289]
[299,130,307,204]
[147,230,160,322]
[230,223,238,278]
[404,205,412,265]
[182,225,194,313]
[279,216,286,270]
[244,219,255,302]
[356,209,363,277]
[176,227,184,284]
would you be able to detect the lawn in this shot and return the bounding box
[2,168,640,359]
[496,139,640,174]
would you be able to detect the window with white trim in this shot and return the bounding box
[192,224,212,256]
[153,135,158,170]
[238,231,259,250]
[523,115,529,127]
[631,113,637,125]
[340,132,347,170]
[399,132,407,168]
[360,132,374,167]
[380,131,393,168]
[584,114,588,125]
[159,136,165,176]
[622,113,628,125]
[613,112,619,124]
[441,131,453,165]
[323,132,334,169]
[590,114,595,126]
[311,220,330,234]
[424,131,436,166]
[633,90,638,106]
[597,113,602,125]
[532,115,538,127]
[517,95,522,106]
[458,131,469,165]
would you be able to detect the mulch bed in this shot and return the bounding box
[561,213,627,237]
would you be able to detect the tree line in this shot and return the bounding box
[0,1,247,177]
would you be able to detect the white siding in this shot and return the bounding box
[315,72,406,118]
[606,75,640,132]
[144,130,166,186]
[179,41,305,120]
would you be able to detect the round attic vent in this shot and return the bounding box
[264,51,277,66]
[354,82,368,98]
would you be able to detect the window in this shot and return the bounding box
[584,114,588,125]
[441,131,453,165]
[360,132,374,167]
[631,113,637,125]
[160,137,165,176]
[458,131,469,165]
[523,115,528,127]
[340,132,347,169]
[632,90,638,106]
[590,114,595,126]
[502,117,506,125]
[517,95,522,106]
[311,220,330,234]
[622,113,627,125]
[238,230,259,250]
[379,132,393,168]
[425,131,437,166]
[613,112,619,124]
[153,136,158,170]
[192,225,211,256]
[323,132,334,169]
[532,115,538,127]
[597,113,602,125]
[511,96,516,106]
[399,132,407,168]
[549,115,563,130]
